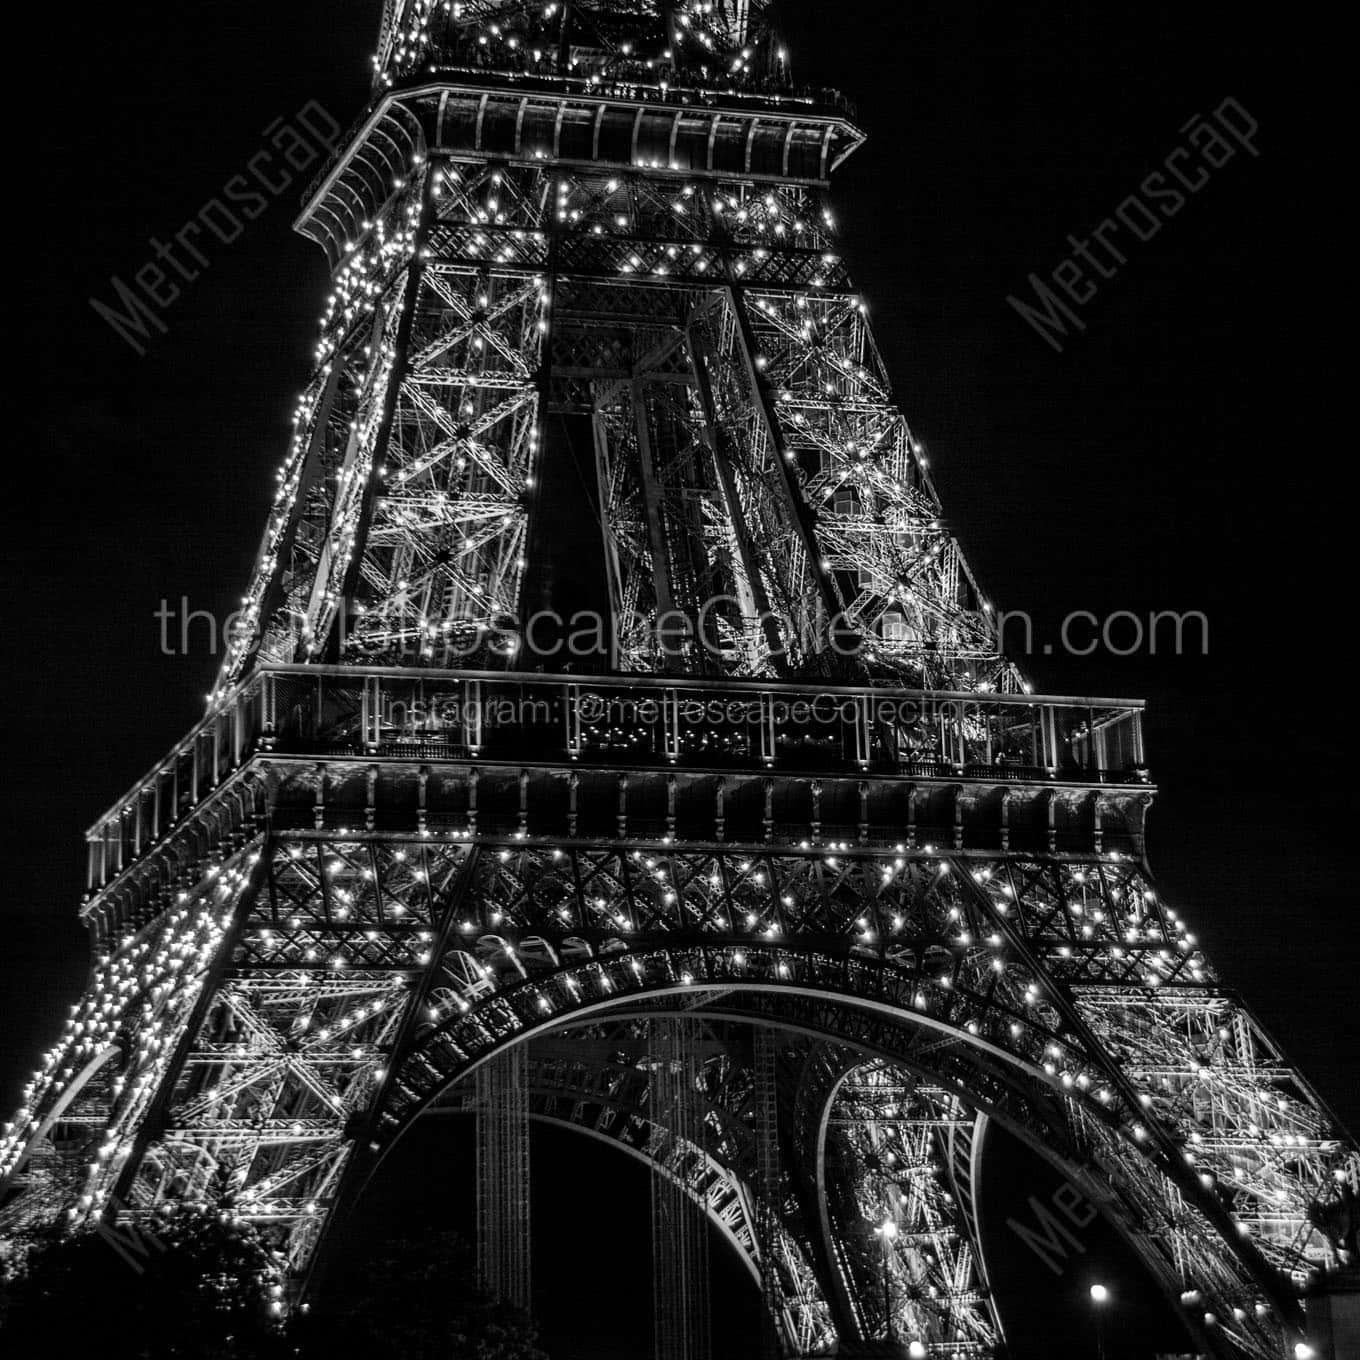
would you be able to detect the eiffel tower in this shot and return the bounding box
[1,4,1354,1357]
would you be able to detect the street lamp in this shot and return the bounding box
[875,1218,898,1341]
[1089,1283,1110,1360]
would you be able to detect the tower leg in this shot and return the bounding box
[651,1018,711,1360]
[475,1045,530,1309]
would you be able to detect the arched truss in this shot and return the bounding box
[5,833,1355,1360]
[0,1046,122,1236]
[328,838,1350,1359]
[786,1041,999,1355]
[425,1023,837,1356]
[421,1017,995,1358]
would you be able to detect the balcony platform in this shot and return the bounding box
[80,666,1152,939]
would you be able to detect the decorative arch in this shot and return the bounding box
[48,832,1344,1360]
[423,1033,836,1354]
[330,974,1237,1356]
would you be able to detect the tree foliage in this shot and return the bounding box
[0,1202,285,1358]
[293,1228,548,1360]
[2,1207,547,1360]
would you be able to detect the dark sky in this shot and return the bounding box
[1,2,1349,1356]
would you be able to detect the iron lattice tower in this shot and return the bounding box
[2,5,1355,1357]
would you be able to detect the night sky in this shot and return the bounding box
[1,3,1349,1357]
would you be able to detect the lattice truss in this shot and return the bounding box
[342,163,547,667]
[582,282,820,675]
[363,843,1352,1359]
[218,162,548,687]
[220,183,423,686]
[426,1021,837,1354]
[29,838,475,1271]
[550,169,1011,684]
[216,155,1012,692]
[966,866,1352,1297]
[476,1045,530,1306]
[374,1,782,91]
[651,1016,713,1360]
[3,834,1355,1357]
[821,1065,996,1356]
[739,280,1007,688]
[0,861,252,1229]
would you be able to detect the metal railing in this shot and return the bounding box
[84,664,1146,893]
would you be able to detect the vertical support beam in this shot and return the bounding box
[631,376,686,669]
[754,1028,782,1360]
[687,312,788,673]
[330,160,443,651]
[651,1017,711,1360]
[711,259,845,651]
[476,1044,532,1310]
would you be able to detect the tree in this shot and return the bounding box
[0,1202,286,1358]
[293,1228,548,1360]
[3,1206,549,1358]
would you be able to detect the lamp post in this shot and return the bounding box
[1089,1283,1110,1360]
[876,1218,898,1342]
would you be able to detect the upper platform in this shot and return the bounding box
[298,2,862,263]
[297,78,862,264]
[375,2,805,100]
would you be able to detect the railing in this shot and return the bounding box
[392,46,858,120]
[84,664,1146,895]
[83,676,268,893]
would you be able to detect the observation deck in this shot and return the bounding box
[297,69,863,263]
[82,667,1151,941]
